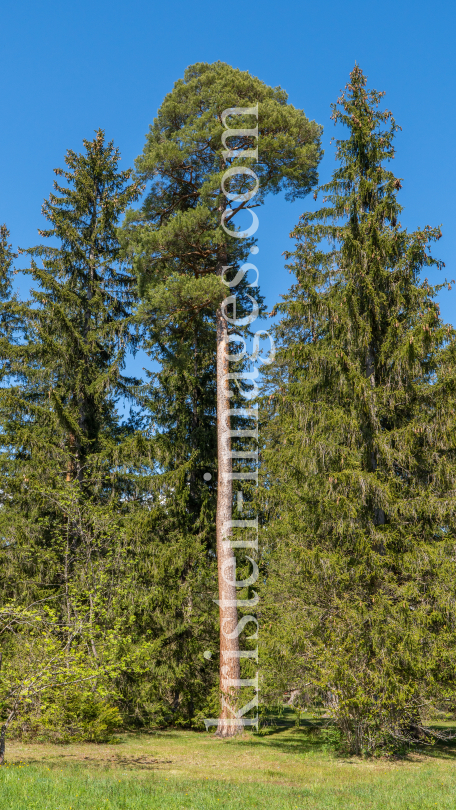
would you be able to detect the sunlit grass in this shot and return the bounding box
[2,725,456,808]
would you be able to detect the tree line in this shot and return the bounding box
[0,61,454,757]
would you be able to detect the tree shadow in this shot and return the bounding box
[8,754,173,770]
[245,719,456,762]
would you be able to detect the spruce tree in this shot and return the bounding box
[260,66,456,753]
[0,225,26,392]
[122,61,322,734]
[0,131,142,574]
[138,286,219,545]
[0,226,18,349]
[0,135,217,733]
[24,129,142,480]
[0,134,151,737]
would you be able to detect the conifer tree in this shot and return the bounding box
[0,225,25,388]
[0,135,218,733]
[24,129,142,480]
[260,66,456,753]
[138,287,219,544]
[0,134,151,736]
[122,61,322,734]
[0,131,142,581]
[0,226,18,346]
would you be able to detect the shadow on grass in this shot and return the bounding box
[247,713,456,763]
[8,754,173,770]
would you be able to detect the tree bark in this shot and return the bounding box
[0,725,6,766]
[215,305,241,737]
[189,323,199,512]
[0,706,17,766]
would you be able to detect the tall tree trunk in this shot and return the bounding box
[215,305,241,737]
[0,725,6,766]
[0,686,17,766]
[189,324,199,512]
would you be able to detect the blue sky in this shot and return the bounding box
[1,0,455,383]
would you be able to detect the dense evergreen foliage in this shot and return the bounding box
[121,60,322,529]
[121,60,322,733]
[0,133,148,741]
[0,134,217,743]
[260,66,456,753]
[0,63,453,758]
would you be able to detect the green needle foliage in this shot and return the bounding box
[0,226,21,358]
[0,133,222,736]
[0,130,142,587]
[260,66,456,754]
[121,63,322,725]
[0,133,155,742]
[121,60,322,512]
[23,128,142,477]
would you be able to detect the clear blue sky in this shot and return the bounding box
[1,0,455,382]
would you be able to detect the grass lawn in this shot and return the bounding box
[1,724,456,809]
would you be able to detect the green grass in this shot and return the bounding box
[2,725,456,809]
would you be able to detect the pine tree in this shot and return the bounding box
[260,66,456,753]
[122,61,322,735]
